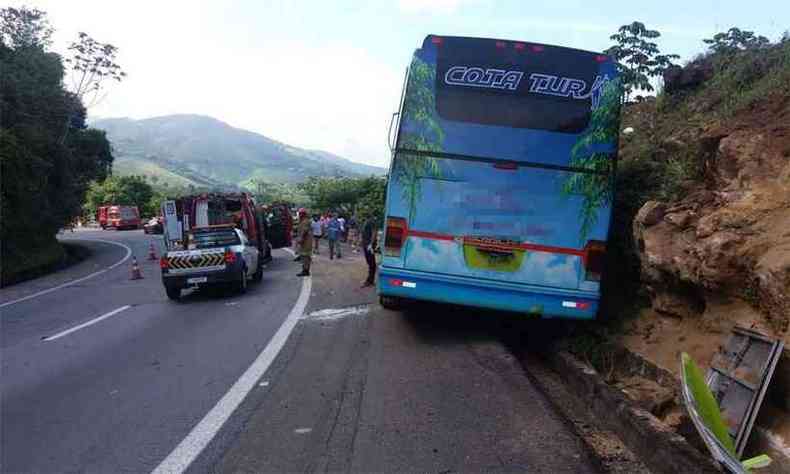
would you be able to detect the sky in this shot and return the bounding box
[11,0,790,167]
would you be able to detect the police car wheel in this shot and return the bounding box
[165,285,181,301]
[236,269,248,294]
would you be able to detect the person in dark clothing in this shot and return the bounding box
[296,208,312,277]
[360,217,378,288]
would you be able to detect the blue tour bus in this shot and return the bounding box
[378,35,622,319]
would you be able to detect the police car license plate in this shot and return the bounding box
[187,277,207,284]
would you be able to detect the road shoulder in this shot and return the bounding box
[0,233,131,306]
[212,250,602,473]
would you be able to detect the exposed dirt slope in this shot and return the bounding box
[632,95,790,345]
[611,42,790,465]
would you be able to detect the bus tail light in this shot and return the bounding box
[493,161,518,170]
[385,217,408,257]
[160,257,170,269]
[224,249,236,264]
[582,240,606,281]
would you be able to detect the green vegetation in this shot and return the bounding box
[393,56,444,224]
[84,175,162,218]
[703,27,770,55]
[298,175,387,223]
[605,21,679,100]
[698,34,790,118]
[569,26,790,362]
[1,7,120,285]
[244,179,309,207]
[92,115,385,188]
[563,79,623,243]
[112,157,202,188]
[681,353,737,455]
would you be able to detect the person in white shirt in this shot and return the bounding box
[337,215,346,242]
[310,215,323,254]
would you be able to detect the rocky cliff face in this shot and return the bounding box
[633,96,790,341]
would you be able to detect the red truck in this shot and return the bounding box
[98,205,141,230]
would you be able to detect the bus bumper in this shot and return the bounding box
[378,267,598,320]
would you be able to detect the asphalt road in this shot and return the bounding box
[1,229,601,473]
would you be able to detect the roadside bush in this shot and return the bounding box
[699,40,790,117]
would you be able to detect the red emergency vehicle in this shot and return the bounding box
[98,205,141,230]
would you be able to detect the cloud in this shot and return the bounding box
[397,0,478,14]
[12,0,402,168]
[96,39,402,167]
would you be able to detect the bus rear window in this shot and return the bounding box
[188,228,240,249]
[435,37,602,133]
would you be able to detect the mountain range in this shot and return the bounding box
[92,114,386,189]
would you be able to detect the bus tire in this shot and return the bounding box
[165,285,181,301]
[380,296,404,310]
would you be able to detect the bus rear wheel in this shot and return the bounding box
[380,296,405,310]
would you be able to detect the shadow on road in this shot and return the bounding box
[398,300,572,353]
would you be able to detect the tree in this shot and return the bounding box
[605,22,679,100]
[354,176,387,226]
[65,32,126,109]
[1,6,117,281]
[704,28,770,54]
[299,176,361,213]
[297,175,386,221]
[85,176,155,217]
[0,6,52,48]
[60,31,125,144]
[249,179,308,207]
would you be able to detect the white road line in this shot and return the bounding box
[0,239,133,309]
[152,274,312,474]
[302,305,370,321]
[43,305,132,342]
[283,247,296,257]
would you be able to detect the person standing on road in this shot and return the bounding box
[326,213,343,260]
[311,214,323,255]
[338,214,346,242]
[360,216,378,288]
[296,209,313,277]
[347,215,359,252]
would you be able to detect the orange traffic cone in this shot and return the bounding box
[148,242,158,261]
[130,257,144,280]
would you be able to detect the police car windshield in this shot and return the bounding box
[188,228,240,249]
[435,37,602,133]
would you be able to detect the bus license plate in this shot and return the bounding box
[188,277,207,284]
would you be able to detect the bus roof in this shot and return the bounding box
[421,34,612,61]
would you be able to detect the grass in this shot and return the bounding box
[2,239,64,287]
[1,240,91,287]
[698,40,790,118]
[113,157,199,188]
